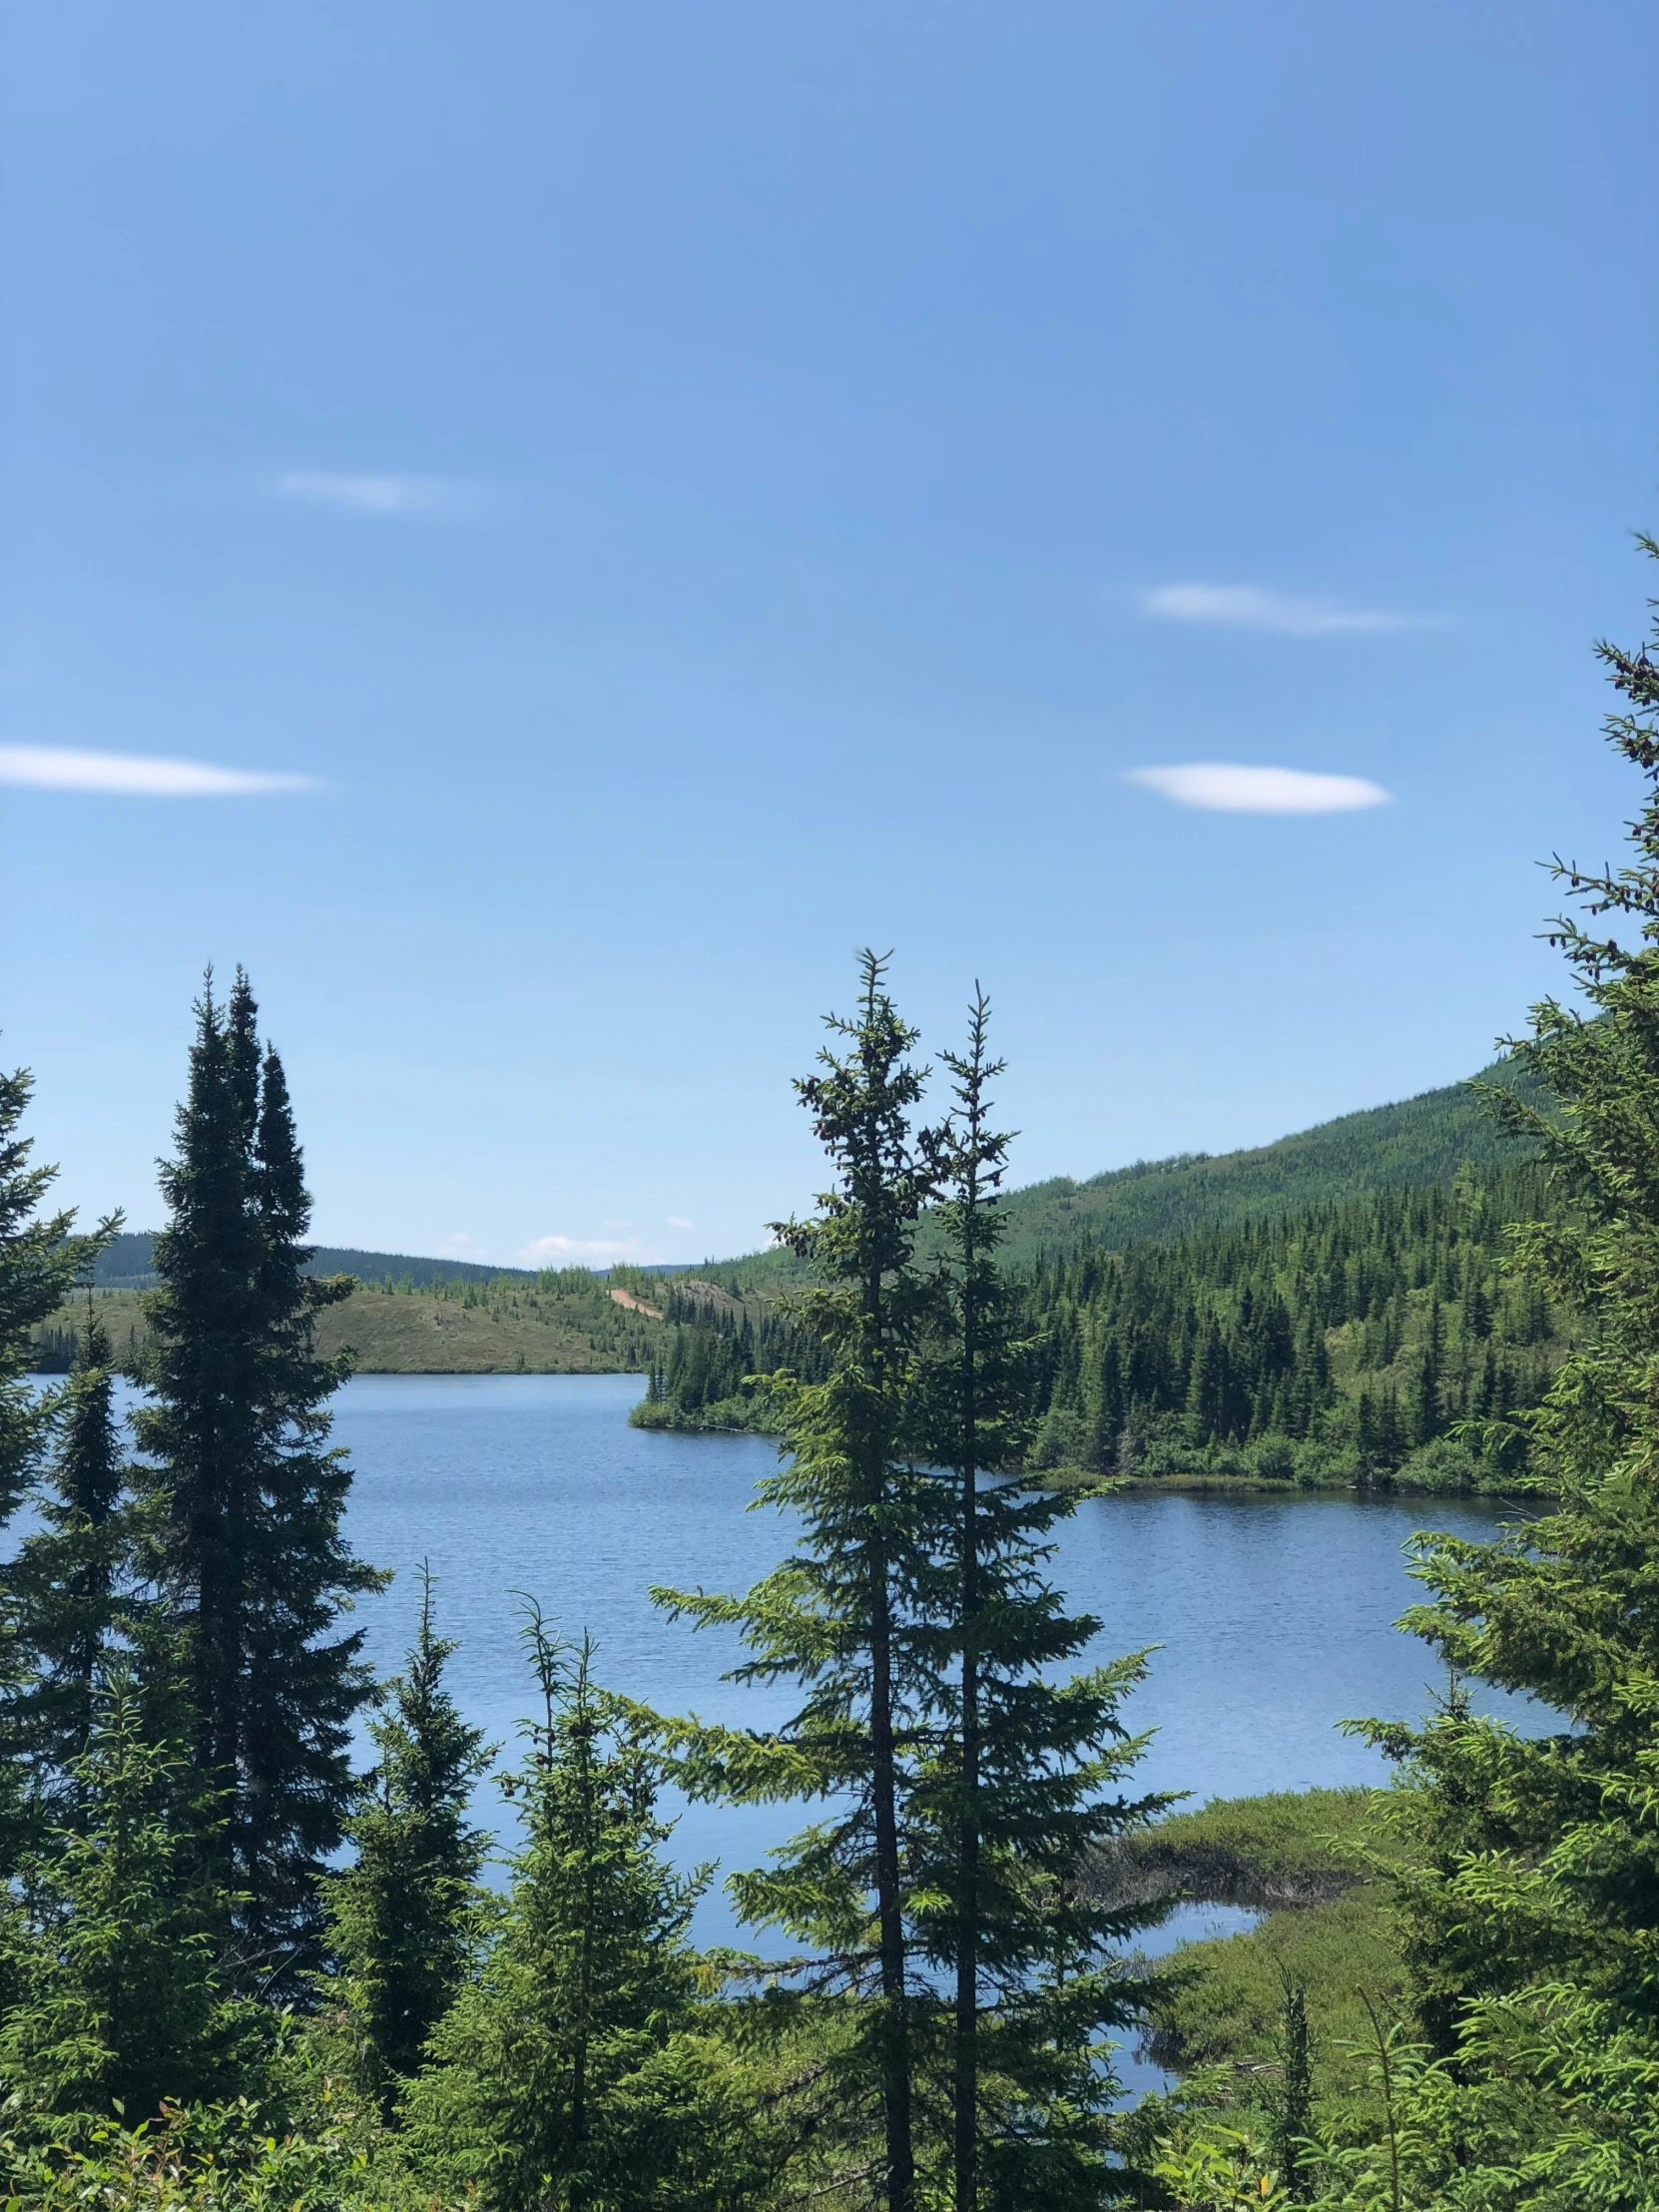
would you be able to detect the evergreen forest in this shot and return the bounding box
[639,1162,1569,1493]
[1,542,1658,2211]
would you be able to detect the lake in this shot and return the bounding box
[332,1374,1541,1929]
[30,1365,1540,2093]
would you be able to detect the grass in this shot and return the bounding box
[1146,1885,1401,2101]
[1092,1788,1381,1913]
[1089,1790,1404,2106]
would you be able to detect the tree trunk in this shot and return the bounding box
[954,1212,982,2212]
[954,1455,980,2212]
[869,1559,914,2212]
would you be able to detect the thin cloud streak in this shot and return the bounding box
[0,746,317,797]
[1141,583,1417,635]
[278,471,477,517]
[1126,763,1391,815]
[520,1232,665,1266]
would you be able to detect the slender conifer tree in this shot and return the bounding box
[0,1066,108,1518]
[914,993,1169,2212]
[325,1567,493,2112]
[0,1064,113,1871]
[407,1610,756,2212]
[134,972,383,1985]
[7,1303,136,1822]
[653,951,935,2212]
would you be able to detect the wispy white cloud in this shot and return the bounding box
[1125,763,1391,815]
[0,745,316,797]
[278,471,478,517]
[1141,583,1416,636]
[666,1216,695,1230]
[520,1233,663,1266]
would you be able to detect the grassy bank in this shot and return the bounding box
[32,1275,671,1378]
[1091,1789,1402,2113]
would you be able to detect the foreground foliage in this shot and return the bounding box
[1312,538,1659,2205]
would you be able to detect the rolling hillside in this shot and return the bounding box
[703,1055,1538,1291]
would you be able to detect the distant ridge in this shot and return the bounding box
[92,1234,689,1294]
[92,1057,1540,1296]
[703,1055,1541,1287]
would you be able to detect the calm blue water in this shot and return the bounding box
[329,1375,1540,1912]
[28,1367,1540,2091]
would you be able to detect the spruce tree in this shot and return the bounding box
[1350,536,1659,2199]
[913,993,1168,2212]
[133,971,383,1985]
[653,951,936,2212]
[7,1304,136,1823]
[0,1063,109,1522]
[0,1665,245,2124]
[324,1567,493,2112]
[0,1064,113,1872]
[1271,1978,1312,2203]
[407,1610,759,2212]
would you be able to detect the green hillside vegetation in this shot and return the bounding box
[702,1056,1538,1298]
[640,1157,1571,1489]
[75,1059,1544,1415]
[33,1265,675,1377]
[992,1057,1537,1267]
[630,1275,830,1430]
[1020,1156,1568,1489]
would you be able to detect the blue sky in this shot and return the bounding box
[3,1,1655,1266]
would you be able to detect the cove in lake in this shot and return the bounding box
[334,1374,1544,1925]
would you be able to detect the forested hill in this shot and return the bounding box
[639,1055,1568,1487]
[989,1056,1536,1268]
[1019,1157,1567,1487]
[706,1054,1537,1291]
[640,1150,1571,1490]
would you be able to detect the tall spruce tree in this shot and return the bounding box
[133,972,382,1985]
[324,1567,493,2112]
[914,993,1168,2212]
[1345,536,1659,2202]
[7,1304,136,1823]
[653,951,936,2212]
